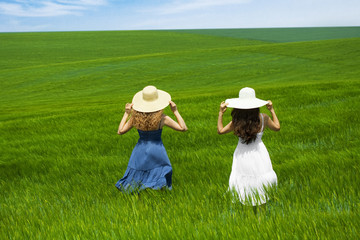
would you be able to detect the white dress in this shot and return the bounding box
[229,114,277,206]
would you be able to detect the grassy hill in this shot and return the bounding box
[172,26,360,42]
[1,27,359,239]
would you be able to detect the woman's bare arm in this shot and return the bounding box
[117,103,133,135]
[163,101,188,131]
[264,100,280,131]
[218,101,233,134]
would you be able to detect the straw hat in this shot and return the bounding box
[225,87,268,109]
[132,86,171,113]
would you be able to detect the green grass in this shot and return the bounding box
[1,27,360,239]
[173,26,360,42]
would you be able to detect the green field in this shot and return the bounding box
[1,27,360,239]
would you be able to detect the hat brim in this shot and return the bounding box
[132,89,171,113]
[225,98,268,109]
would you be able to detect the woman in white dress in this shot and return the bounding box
[217,87,280,206]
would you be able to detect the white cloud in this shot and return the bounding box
[142,0,252,15]
[0,18,52,32]
[0,0,107,17]
[56,0,107,6]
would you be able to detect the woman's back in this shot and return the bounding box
[137,129,163,141]
[236,113,265,145]
[116,86,187,192]
[217,87,280,206]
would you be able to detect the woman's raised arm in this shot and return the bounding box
[264,100,280,131]
[117,103,133,135]
[218,101,233,134]
[163,101,188,132]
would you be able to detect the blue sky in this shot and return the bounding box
[0,0,359,32]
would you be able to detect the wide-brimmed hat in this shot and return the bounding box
[132,86,171,113]
[225,87,268,109]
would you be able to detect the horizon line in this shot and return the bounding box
[1,25,359,34]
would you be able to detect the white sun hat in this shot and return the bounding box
[132,86,171,113]
[225,87,268,109]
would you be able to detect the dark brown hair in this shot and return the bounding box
[231,108,261,144]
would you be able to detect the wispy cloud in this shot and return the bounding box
[144,0,252,15]
[56,0,107,6]
[3,19,52,32]
[0,0,107,17]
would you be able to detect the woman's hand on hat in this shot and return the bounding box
[266,100,273,111]
[220,101,228,114]
[125,103,133,114]
[169,100,177,112]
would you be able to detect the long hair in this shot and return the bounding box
[131,110,163,131]
[231,108,261,144]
